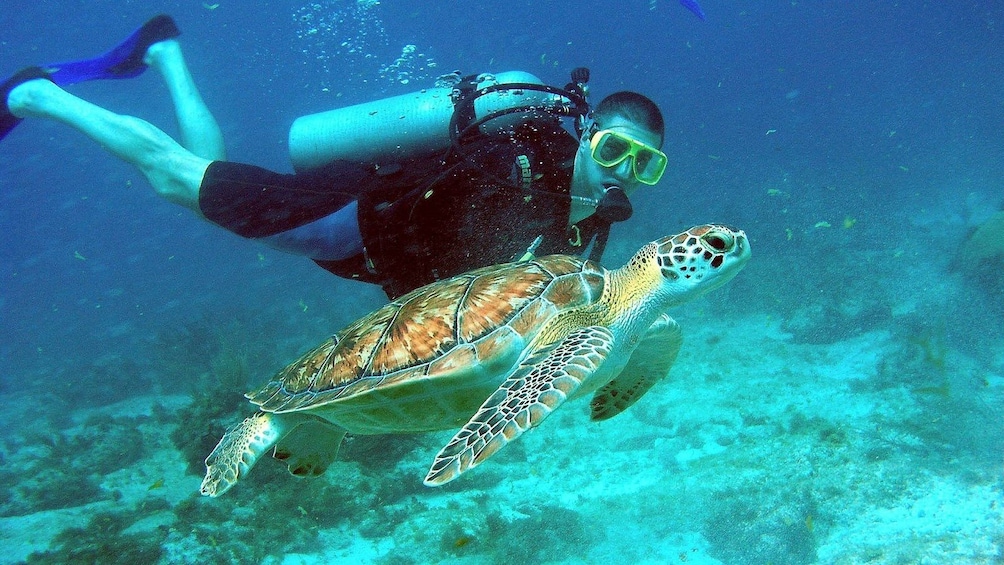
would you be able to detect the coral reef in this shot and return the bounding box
[702,487,818,565]
[956,210,1004,267]
[1,414,150,517]
[26,509,168,564]
[955,210,1004,314]
[168,347,252,476]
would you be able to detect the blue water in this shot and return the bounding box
[1,1,1002,563]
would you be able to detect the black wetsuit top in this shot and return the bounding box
[323,119,612,297]
[201,118,609,299]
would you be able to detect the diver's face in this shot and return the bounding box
[572,115,663,205]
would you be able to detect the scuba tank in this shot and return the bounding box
[288,71,587,172]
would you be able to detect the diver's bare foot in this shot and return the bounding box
[6,78,63,119]
[143,39,184,71]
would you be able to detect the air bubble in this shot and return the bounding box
[294,1,437,90]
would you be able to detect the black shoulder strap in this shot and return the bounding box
[587,223,612,263]
[448,74,482,144]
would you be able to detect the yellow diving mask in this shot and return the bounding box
[589,129,668,185]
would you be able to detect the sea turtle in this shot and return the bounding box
[201,224,750,496]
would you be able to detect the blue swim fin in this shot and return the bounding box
[1,14,180,140]
[43,14,180,86]
[679,0,707,20]
[0,66,52,140]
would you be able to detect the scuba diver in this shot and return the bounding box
[1,15,668,299]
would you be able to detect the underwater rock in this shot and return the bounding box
[955,210,1004,312]
[957,210,1004,267]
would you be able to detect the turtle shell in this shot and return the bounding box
[246,255,606,433]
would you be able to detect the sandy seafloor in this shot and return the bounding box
[2,1,1003,563]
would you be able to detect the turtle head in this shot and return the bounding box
[651,224,751,303]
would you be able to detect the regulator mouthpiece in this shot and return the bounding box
[595,187,633,223]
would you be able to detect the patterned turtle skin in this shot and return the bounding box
[201,224,751,496]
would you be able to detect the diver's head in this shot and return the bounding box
[590,91,665,144]
[570,92,666,224]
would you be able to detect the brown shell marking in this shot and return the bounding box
[249,255,596,411]
[458,268,541,342]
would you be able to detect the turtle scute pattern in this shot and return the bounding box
[249,255,601,413]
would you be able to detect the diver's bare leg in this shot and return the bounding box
[6,78,209,211]
[144,39,226,161]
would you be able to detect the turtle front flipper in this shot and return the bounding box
[425,326,614,486]
[201,412,297,497]
[272,419,347,478]
[590,314,683,421]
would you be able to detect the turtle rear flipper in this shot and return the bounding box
[272,419,347,478]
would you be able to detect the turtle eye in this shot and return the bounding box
[703,232,733,252]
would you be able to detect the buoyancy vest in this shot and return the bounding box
[314,118,609,298]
